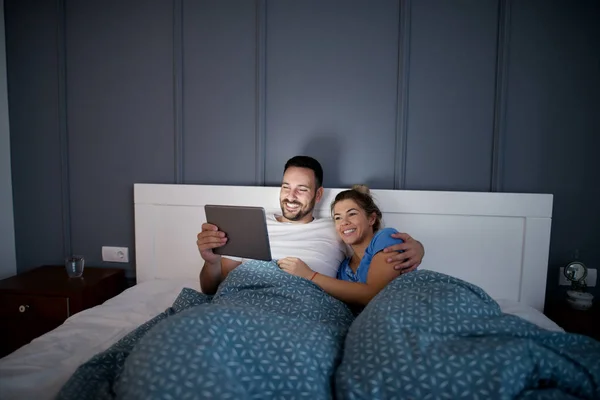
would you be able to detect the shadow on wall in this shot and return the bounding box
[301,135,342,188]
[300,134,389,190]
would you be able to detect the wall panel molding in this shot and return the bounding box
[255,0,266,186]
[491,0,511,192]
[264,1,400,188]
[174,0,184,183]
[404,0,499,191]
[182,0,257,185]
[394,0,411,190]
[57,0,71,257]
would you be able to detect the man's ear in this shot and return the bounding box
[315,187,324,203]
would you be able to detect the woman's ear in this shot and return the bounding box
[368,212,377,226]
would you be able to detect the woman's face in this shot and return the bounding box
[333,199,376,246]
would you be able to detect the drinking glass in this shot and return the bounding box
[65,255,85,278]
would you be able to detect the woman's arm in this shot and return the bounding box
[278,254,403,306]
[316,252,403,305]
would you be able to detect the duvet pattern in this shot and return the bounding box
[56,265,600,400]
[56,260,354,400]
[335,270,600,400]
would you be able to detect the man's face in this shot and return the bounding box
[279,166,323,223]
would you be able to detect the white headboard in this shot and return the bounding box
[133,184,553,311]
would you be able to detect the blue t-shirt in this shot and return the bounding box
[337,227,403,283]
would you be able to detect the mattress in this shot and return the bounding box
[0,278,563,400]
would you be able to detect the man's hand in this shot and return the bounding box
[196,223,227,265]
[277,257,314,280]
[383,232,424,273]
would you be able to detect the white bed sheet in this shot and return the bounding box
[0,279,563,400]
[0,278,200,400]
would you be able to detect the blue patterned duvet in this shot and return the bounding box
[335,270,600,400]
[56,260,354,400]
[57,265,600,400]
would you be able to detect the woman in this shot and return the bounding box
[277,185,408,308]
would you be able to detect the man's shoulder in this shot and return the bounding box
[311,216,334,225]
[309,217,337,236]
[265,214,333,228]
[265,213,279,223]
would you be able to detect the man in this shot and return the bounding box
[198,156,425,295]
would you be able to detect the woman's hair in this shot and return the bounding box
[331,184,383,232]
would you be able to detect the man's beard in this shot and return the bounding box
[280,196,317,222]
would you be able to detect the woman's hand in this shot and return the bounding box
[383,232,424,273]
[277,257,314,279]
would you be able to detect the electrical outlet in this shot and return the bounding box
[558,268,569,286]
[102,246,129,263]
[559,267,597,287]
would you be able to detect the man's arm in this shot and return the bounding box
[200,257,241,295]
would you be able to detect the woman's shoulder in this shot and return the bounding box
[368,227,402,254]
[373,227,400,240]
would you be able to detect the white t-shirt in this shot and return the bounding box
[225,213,347,277]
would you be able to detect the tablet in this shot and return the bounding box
[204,205,272,261]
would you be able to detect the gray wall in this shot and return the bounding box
[0,0,17,280]
[5,0,599,303]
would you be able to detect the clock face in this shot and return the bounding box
[564,262,587,282]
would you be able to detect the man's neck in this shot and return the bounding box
[275,214,315,224]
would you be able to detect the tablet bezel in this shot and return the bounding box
[204,204,272,261]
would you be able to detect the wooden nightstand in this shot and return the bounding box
[544,299,600,341]
[0,265,126,358]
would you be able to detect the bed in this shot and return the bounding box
[1,183,595,399]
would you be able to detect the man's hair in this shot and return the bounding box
[283,156,324,188]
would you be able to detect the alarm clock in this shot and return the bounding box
[564,260,594,310]
[564,261,588,286]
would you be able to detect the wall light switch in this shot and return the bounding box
[102,246,129,263]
